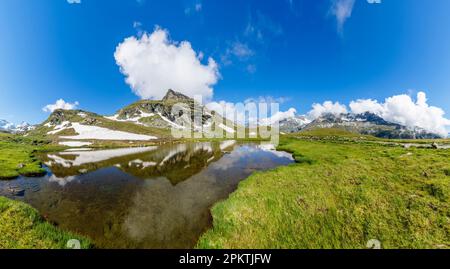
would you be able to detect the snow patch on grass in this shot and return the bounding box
[105,111,155,126]
[47,121,71,135]
[60,123,157,140]
[59,141,93,147]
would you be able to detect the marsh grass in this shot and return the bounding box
[197,134,450,249]
[0,134,54,179]
[0,197,91,249]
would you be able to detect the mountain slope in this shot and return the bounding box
[105,89,237,134]
[29,90,237,143]
[29,109,169,142]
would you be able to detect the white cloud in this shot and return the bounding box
[350,92,450,137]
[114,27,220,100]
[349,99,384,115]
[330,0,355,33]
[307,101,348,120]
[43,99,79,113]
[67,0,81,4]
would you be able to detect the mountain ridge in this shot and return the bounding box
[279,112,443,139]
[29,90,237,142]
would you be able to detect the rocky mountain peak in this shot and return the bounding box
[162,89,192,102]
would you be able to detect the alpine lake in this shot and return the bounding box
[0,141,293,248]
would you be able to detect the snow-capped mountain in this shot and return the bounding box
[279,112,443,139]
[278,115,311,133]
[30,90,236,143]
[0,119,35,133]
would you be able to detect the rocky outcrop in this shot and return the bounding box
[162,89,192,103]
[114,90,214,129]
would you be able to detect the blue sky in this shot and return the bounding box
[1,0,450,130]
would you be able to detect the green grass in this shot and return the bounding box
[0,197,91,249]
[197,134,450,249]
[291,127,450,145]
[0,134,62,179]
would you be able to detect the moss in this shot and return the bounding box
[0,197,92,249]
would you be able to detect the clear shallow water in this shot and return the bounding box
[0,141,293,248]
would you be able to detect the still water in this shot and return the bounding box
[0,141,293,248]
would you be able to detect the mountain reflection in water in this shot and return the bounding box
[0,141,293,248]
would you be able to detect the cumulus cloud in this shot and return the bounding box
[67,0,81,4]
[330,0,355,33]
[43,99,79,113]
[350,92,450,137]
[349,99,384,115]
[307,101,348,120]
[114,27,220,100]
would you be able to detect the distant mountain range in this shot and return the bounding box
[2,90,445,140]
[280,112,442,139]
[0,119,34,134]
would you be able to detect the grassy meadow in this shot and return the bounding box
[0,133,62,179]
[197,130,450,249]
[0,197,91,249]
